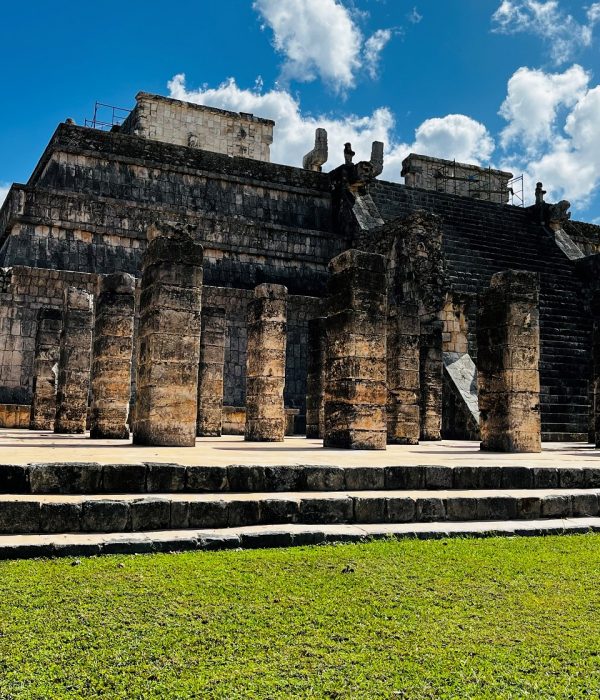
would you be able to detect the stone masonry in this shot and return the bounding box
[306,317,327,439]
[54,287,94,434]
[29,308,62,430]
[89,272,135,439]
[324,249,387,450]
[477,270,541,453]
[197,307,227,437]
[387,304,421,444]
[133,231,204,447]
[245,284,288,442]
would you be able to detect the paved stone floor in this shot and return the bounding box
[0,429,597,466]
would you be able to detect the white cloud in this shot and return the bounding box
[492,1,597,64]
[0,184,10,208]
[168,74,494,181]
[364,29,393,79]
[412,115,495,163]
[499,64,589,150]
[252,0,394,91]
[408,7,423,24]
[499,65,600,205]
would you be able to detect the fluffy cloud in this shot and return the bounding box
[499,64,589,150]
[253,0,394,91]
[0,184,9,208]
[168,74,494,181]
[499,65,600,204]
[492,1,598,64]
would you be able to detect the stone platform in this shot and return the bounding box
[0,429,597,468]
[0,429,599,560]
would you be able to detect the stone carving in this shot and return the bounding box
[306,317,327,439]
[477,270,541,453]
[535,182,546,205]
[302,128,328,172]
[188,133,199,148]
[197,307,227,437]
[344,142,355,165]
[89,272,135,440]
[29,308,62,431]
[324,249,387,450]
[370,141,384,177]
[387,304,420,444]
[245,283,288,442]
[54,287,94,434]
[547,200,571,229]
[133,229,204,447]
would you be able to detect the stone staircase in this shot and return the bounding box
[370,183,592,441]
[2,462,600,559]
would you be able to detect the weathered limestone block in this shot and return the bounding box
[133,233,203,447]
[29,308,62,430]
[387,304,420,444]
[54,288,94,434]
[244,284,288,442]
[477,270,541,453]
[89,273,135,440]
[324,249,387,450]
[197,307,227,437]
[306,317,327,439]
[420,320,443,440]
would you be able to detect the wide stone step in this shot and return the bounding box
[1,489,600,535]
[4,462,600,495]
[2,517,600,560]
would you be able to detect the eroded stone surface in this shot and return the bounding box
[245,284,288,442]
[54,288,93,434]
[324,249,387,450]
[133,231,203,447]
[90,273,135,439]
[478,270,541,453]
[197,307,227,437]
[29,308,62,431]
[306,317,326,439]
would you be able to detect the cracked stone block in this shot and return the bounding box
[90,272,135,440]
[324,250,387,450]
[478,270,541,453]
[133,232,204,447]
[54,287,93,434]
[245,284,287,442]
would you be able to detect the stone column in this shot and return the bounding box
[387,304,420,444]
[324,249,387,450]
[477,270,541,453]
[592,294,600,447]
[89,273,135,440]
[133,233,203,447]
[29,308,62,430]
[54,288,94,434]
[244,284,287,442]
[197,307,227,437]
[306,317,327,439]
[419,319,444,440]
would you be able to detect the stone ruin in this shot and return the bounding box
[1,91,600,452]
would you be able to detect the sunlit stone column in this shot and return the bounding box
[29,308,62,431]
[197,307,227,437]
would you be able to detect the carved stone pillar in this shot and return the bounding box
[419,319,444,440]
[387,304,420,444]
[324,249,387,450]
[306,317,327,439]
[133,233,203,447]
[89,273,135,439]
[197,307,227,437]
[244,284,287,442]
[592,294,600,447]
[54,288,94,434]
[478,270,541,453]
[29,308,62,430]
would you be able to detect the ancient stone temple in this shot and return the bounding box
[0,90,599,446]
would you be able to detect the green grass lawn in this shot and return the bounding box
[1,535,600,699]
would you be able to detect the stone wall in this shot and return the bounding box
[401,153,513,204]
[121,93,274,162]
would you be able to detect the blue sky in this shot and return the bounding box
[1,0,600,221]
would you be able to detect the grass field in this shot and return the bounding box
[1,535,600,699]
